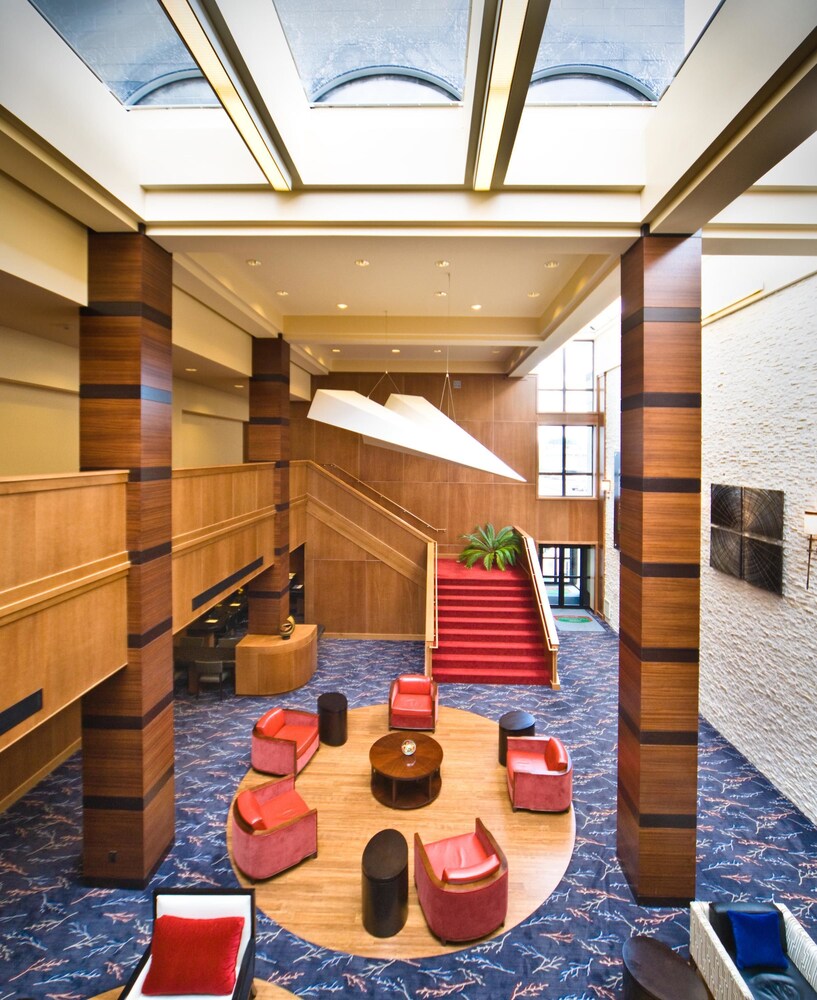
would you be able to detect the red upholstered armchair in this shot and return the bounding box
[251,706,319,776]
[389,674,438,731]
[231,776,317,880]
[414,818,508,944]
[506,735,573,813]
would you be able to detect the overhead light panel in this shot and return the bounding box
[159,0,291,191]
[474,0,531,191]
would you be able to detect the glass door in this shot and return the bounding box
[539,545,592,607]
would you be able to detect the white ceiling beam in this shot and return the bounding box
[472,0,550,191]
[644,0,817,235]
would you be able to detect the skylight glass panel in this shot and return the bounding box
[529,0,687,103]
[272,0,470,105]
[27,0,218,107]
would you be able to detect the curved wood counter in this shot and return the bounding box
[235,625,318,695]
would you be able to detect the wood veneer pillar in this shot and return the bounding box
[79,232,174,886]
[245,335,290,631]
[617,233,701,904]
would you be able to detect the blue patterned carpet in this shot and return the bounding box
[2,630,817,1000]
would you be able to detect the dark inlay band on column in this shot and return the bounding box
[275,459,290,468]
[248,416,290,426]
[0,689,43,737]
[621,392,701,410]
[621,306,701,334]
[639,813,697,829]
[620,630,699,663]
[192,557,264,610]
[129,467,172,483]
[250,373,289,383]
[274,544,289,556]
[83,691,174,731]
[128,618,173,649]
[619,707,698,746]
[80,384,172,405]
[83,764,174,812]
[81,301,172,329]
[129,542,172,564]
[276,501,290,512]
[621,476,701,493]
[620,554,700,578]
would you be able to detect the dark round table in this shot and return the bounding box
[317,691,348,746]
[498,709,536,765]
[622,935,708,1000]
[361,828,408,937]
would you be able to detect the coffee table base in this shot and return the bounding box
[370,770,442,810]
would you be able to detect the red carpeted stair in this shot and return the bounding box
[432,558,551,686]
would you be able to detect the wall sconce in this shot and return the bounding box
[806,510,817,590]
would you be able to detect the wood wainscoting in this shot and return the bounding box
[0,471,129,787]
[172,463,278,633]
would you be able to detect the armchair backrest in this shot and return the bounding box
[397,674,431,696]
[255,707,284,737]
[235,790,266,831]
[544,737,570,772]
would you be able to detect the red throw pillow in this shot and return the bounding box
[142,914,245,995]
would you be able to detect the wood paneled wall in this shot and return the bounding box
[79,232,174,887]
[291,462,429,637]
[0,473,128,776]
[245,337,290,633]
[617,233,702,904]
[172,463,277,633]
[291,373,599,555]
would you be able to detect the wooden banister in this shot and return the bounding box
[514,525,561,690]
[424,541,438,674]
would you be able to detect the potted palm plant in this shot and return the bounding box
[457,524,521,571]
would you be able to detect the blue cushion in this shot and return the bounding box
[728,910,788,971]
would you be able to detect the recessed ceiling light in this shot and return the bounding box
[527,291,541,298]
[433,349,442,354]
[184,367,198,372]
[391,348,401,354]
[435,259,450,268]
[276,290,289,296]
[545,260,560,269]
[471,303,482,311]
[337,303,348,310]
[354,259,370,267]
[434,290,448,297]
[234,383,245,388]
[331,348,341,353]
[246,258,262,267]
[492,349,501,354]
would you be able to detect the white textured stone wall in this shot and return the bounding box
[701,272,817,824]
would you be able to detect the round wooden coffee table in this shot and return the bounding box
[369,732,443,809]
[622,935,708,999]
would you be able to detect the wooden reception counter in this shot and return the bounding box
[235,625,318,695]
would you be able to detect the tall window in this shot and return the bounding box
[536,340,594,412]
[537,425,594,497]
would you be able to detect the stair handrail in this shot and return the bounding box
[513,525,561,690]
[322,464,445,534]
[424,541,438,674]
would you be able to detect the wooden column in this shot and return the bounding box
[617,233,701,904]
[79,232,174,886]
[245,336,290,631]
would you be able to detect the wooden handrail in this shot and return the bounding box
[424,541,438,674]
[513,525,561,690]
[322,464,445,534]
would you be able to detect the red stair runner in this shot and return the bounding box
[432,559,551,686]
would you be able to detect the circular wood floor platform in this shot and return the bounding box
[227,704,575,959]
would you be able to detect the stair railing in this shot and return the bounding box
[424,541,438,674]
[322,464,445,535]
[513,525,561,690]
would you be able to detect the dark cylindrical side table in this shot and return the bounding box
[362,828,408,938]
[498,709,536,765]
[622,935,708,1000]
[317,691,348,746]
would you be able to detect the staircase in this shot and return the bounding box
[431,559,551,686]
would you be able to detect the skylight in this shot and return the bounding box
[529,0,687,104]
[27,0,218,107]
[272,0,470,105]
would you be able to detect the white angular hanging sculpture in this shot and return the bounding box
[307,389,525,482]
